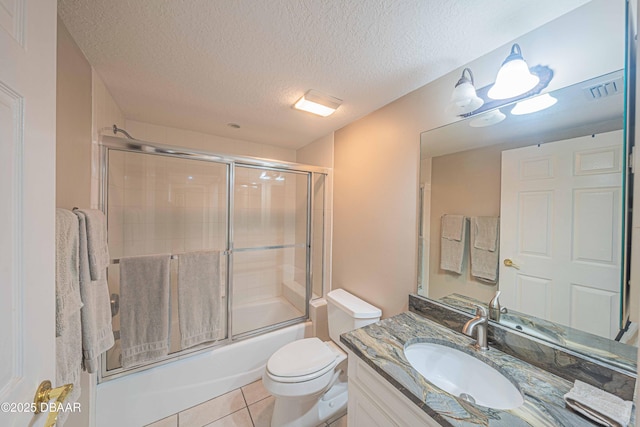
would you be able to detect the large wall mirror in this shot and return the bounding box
[417,0,637,372]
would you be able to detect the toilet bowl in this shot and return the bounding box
[262,289,381,427]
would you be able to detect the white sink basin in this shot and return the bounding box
[404,342,524,410]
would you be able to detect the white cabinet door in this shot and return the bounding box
[0,0,57,426]
[347,353,440,427]
[348,383,396,427]
[500,130,623,338]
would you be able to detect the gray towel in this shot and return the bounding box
[473,216,499,251]
[178,251,222,349]
[55,209,83,425]
[441,214,465,240]
[564,380,633,426]
[55,209,83,336]
[470,217,500,283]
[75,210,115,373]
[440,215,467,274]
[119,254,171,368]
[74,209,110,281]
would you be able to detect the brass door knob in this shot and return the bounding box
[33,380,73,427]
[503,259,520,270]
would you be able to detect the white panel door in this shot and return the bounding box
[500,131,623,339]
[0,0,57,426]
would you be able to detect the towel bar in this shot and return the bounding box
[111,251,230,264]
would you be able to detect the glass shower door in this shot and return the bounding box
[104,150,229,373]
[231,165,309,336]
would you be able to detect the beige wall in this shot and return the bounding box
[297,133,334,168]
[56,17,92,210]
[92,69,126,208]
[333,106,423,317]
[332,0,625,318]
[56,17,94,427]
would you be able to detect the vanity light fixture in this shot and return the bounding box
[488,44,540,100]
[446,68,484,116]
[510,93,557,115]
[469,109,506,127]
[293,90,342,117]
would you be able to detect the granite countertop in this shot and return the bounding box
[438,293,637,373]
[341,311,623,426]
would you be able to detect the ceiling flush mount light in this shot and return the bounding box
[488,44,540,100]
[511,93,557,115]
[293,90,342,117]
[446,68,484,116]
[469,109,506,128]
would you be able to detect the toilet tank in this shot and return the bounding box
[326,289,382,348]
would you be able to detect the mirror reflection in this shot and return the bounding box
[419,70,634,369]
[417,1,635,371]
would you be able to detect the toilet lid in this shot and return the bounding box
[267,338,337,378]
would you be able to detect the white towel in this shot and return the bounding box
[470,217,500,283]
[55,209,84,336]
[473,216,499,251]
[178,251,222,349]
[119,254,171,368]
[74,209,110,281]
[75,210,115,373]
[55,209,83,425]
[564,380,633,427]
[440,215,467,274]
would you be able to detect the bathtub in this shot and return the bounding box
[104,295,305,370]
[233,295,304,335]
[95,320,311,426]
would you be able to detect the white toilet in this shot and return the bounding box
[262,289,381,427]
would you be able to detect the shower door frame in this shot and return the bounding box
[230,163,312,339]
[98,135,328,381]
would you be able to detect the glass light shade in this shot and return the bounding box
[469,109,506,127]
[488,59,539,100]
[446,81,484,115]
[511,93,557,115]
[293,90,342,117]
[488,44,540,100]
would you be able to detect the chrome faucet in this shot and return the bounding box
[462,306,489,351]
[488,291,508,321]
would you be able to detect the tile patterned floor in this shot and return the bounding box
[146,379,347,427]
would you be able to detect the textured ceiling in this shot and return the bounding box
[58,0,591,149]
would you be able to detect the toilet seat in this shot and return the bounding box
[266,338,340,383]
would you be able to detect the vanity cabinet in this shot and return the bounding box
[347,351,439,427]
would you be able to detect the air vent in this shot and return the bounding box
[583,77,624,100]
